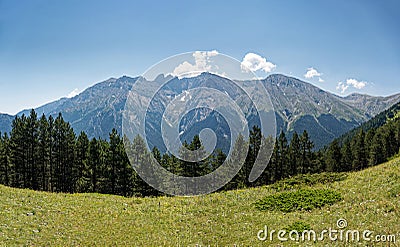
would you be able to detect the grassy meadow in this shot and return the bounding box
[0,157,399,246]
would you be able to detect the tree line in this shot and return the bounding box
[1,109,399,197]
[0,110,144,196]
[324,118,400,172]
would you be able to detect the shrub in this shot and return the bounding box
[270,172,347,191]
[255,189,342,212]
[284,221,311,232]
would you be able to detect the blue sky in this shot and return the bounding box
[0,0,399,114]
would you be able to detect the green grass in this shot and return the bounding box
[1,158,400,246]
[254,188,342,212]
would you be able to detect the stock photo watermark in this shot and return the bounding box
[257,218,398,244]
[122,51,276,196]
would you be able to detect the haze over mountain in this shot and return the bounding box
[1,74,400,149]
[0,113,13,134]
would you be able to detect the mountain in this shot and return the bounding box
[336,100,400,145]
[339,92,400,118]
[126,72,274,154]
[261,74,400,148]
[18,76,138,139]
[0,113,14,134]
[1,73,399,150]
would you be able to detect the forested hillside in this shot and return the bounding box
[1,107,400,197]
[324,101,400,172]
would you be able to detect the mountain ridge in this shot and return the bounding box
[1,73,399,149]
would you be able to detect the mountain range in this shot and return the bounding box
[1,74,399,150]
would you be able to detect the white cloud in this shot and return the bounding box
[336,82,349,93]
[336,78,368,93]
[172,50,219,78]
[67,88,80,98]
[304,67,322,79]
[240,53,276,73]
[318,77,324,82]
[346,78,367,89]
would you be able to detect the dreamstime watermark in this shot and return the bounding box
[257,219,398,243]
[122,51,276,196]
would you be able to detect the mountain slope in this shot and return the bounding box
[0,156,399,245]
[261,74,400,148]
[1,74,399,149]
[339,92,400,118]
[336,99,400,145]
[18,76,138,139]
[0,113,14,134]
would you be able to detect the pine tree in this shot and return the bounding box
[299,130,314,174]
[37,114,50,191]
[24,110,39,190]
[211,149,226,171]
[244,126,262,186]
[47,115,55,191]
[75,132,90,192]
[108,129,135,195]
[88,138,101,193]
[269,138,279,183]
[52,113,76,192]
[364,128,376,155]
[189,135,209,177]
[10,115,27,188]
[368,130,384,167]
[64,124,76,193]
[382,122,397,159]
[325,139,342,172]
[288,132,300,176]
[179,140,191,177]
[151,146,162,164]
[253,136,275,186]
[276,131,288,180]
[97,139,110,194]
[119,136,135,196]
[128,135,160,196]
[352,129,367,170]
[340,140,353,172]
[224,134,248,190]
[0,133,12,186]
[108,129,120,194]
[395,120,400,151]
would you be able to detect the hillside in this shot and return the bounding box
[1,156,399,246]
[337,99,400,145]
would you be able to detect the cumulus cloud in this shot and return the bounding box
[336,78,368,93]
[336,82,349,93]
[240,53,276,73]
[172,50,219,78]
[318,77,324,82]
[346,78,367,89]
[304,67,322,79]
[67,88,80,98]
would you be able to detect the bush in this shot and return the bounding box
[284,221,311,232]
[270,172,347,191]
[255,189,342,212]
